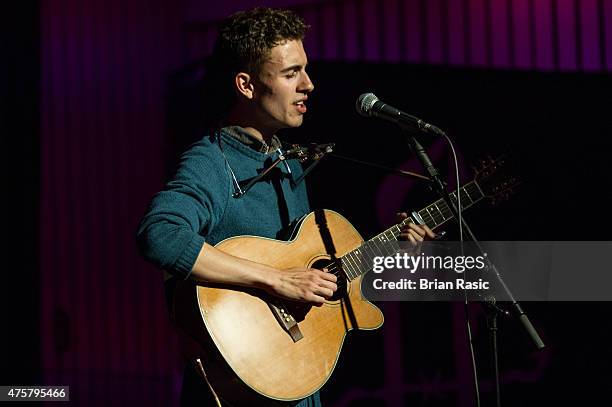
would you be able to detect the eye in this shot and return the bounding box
[286,71,299,78]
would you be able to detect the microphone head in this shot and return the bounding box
[356,93,379,117]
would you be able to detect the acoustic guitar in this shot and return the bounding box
[169,157,516,406]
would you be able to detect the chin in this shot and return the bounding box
[275,115,303,130]
[288,117,304,127]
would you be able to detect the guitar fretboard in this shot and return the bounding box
[340,181,484,280]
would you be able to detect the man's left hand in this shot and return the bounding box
[396,212,435,245]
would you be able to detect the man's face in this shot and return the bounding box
[251,40,314,132]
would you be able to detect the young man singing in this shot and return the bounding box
[137,7,433,406]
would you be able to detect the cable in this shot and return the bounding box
[440,132,481,407]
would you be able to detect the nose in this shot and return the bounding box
[300,71,314,93]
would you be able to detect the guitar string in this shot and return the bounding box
[321,218,417,279]
[323,186,488,293]
[322,204,451,277]
[319,226,405,282]
[312,186,481,283]
[305,186,474,280]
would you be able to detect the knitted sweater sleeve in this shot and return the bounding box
[136,142,230,279]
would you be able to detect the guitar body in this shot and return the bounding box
[171,210,384,406]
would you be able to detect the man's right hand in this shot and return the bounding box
[190,243,338,306]
[268,267,338,306]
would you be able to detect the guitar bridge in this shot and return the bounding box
[268,301,303,343]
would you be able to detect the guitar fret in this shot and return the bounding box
[349,249,364,278]
[424,207,438,226]
[341,257,357,279]
[348,253,363,278]
[449,197,456,211]
[359,247,373,272]
[377,234,393,256]
[427,206,443,225]
[467,182,484,201]
[433,202,447,221]
[418,209,435,229]
[393,225,405,241]
[361,240,376,262]
[351,249,368,276]
[359,241,378,271]
[465,187,477,202]
[435,203,447,222]
[383,231,399,258]
[448,193,459,210]
[370,236,386,257]
[453,189,472,209]
[460,188,474,206]
[342,253,356,278]
[448,187,474,214]
[350,230,395,278]
[386,230,401,257]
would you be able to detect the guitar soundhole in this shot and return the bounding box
[311,258,348,301]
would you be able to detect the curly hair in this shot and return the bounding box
[202,7,309,130]
[215,7,308,74]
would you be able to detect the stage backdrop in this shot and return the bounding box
[39,0,612,405]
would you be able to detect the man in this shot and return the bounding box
[137,7,433,406]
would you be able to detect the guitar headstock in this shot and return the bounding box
[472,155,520,206]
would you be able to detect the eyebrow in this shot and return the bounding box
[280,63,307,73]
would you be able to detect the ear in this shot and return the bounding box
[235,72,254,99]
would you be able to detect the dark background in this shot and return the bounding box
[3,0,612,406]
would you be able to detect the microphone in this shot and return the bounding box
[356,93,445,136]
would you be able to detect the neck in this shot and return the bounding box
[226,107,276,146]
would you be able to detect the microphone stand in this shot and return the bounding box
[328,153,432,182]
[401,126,545,407]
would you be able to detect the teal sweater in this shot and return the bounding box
[137,130,310,279]
[137,129,321,406]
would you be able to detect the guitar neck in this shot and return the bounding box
[339,180,485,280]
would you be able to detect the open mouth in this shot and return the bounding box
[294,100,307,113]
